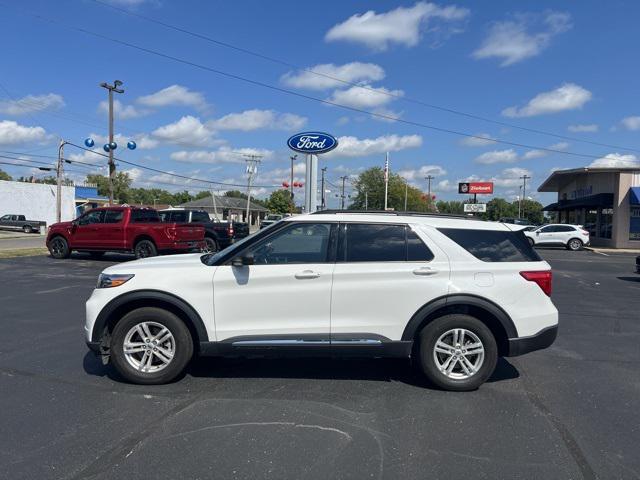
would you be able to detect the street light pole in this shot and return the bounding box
[100,80,124,205]
[320,167,327,210]
[339,175,348,210]
[404,181,408,211]
[520,174,531,219]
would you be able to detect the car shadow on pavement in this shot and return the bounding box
[617,276,640,283]
[83,352,519,390]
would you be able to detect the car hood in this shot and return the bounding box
[103,253,206,274]
[50,221,73,229]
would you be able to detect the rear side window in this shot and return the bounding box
[438,228,541,262]
[170,211,188,222]
[130,209,160,223]
[556,225,576,232]
[343,224,434,262]
[191,211,210,223]
[104,210,123,224]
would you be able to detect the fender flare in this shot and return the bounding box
[401,294,518,341]
[92,289,209,343]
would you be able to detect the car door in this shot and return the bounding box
[212,222,337,343]
[72,210,105,248]
[96,209,126,249]
[534,225,557,245]
[330,223,450,342]
[555,225,575,244]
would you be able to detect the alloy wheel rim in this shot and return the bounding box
[51,239,64,255]
[123,321,175,373]
[138,244,151,257]
[433,328,485,380]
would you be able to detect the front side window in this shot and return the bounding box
[0,215,10,221]
[103,210,123,224]
[439,228,541,262]
[171,211,188,223]
[78,210,104,225]
[539,225,557,233]
[246,223,333,265]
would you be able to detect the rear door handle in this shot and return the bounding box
[295,270,321,279]
[413,266,438,276]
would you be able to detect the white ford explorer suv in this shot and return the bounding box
[524,224,590,251]
[85,211,558,391]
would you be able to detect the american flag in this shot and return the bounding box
[384,153,389,181]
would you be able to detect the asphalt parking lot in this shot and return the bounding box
[1,249,639,480]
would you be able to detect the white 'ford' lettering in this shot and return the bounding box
[296,135,328,150]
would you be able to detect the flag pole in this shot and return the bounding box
[384,152,389,210]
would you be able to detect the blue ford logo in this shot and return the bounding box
[287,132,338,154]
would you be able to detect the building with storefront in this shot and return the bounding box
[538,167,640,248]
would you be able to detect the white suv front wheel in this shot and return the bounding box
[110,307,193,384]
[418,314,498,391]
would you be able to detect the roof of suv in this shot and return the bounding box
[290,210,514,231]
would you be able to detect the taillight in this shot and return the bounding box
[520,271,552,296]
[581,229,589,235]
[227,224,234,236]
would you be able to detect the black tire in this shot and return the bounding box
[527,237,535,247]
[566,238,582,251]
[417,314,498,391]
[134,239,157,259]
[110,307,194,385]
[22,225,32,234]
[48,236,70,259]
[203,236,219,253]
[88,251,105,258]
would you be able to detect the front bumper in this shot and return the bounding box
[506,324,558,356]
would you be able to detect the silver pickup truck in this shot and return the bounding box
[0,214,46,233]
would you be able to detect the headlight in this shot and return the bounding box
[96,273,135,289]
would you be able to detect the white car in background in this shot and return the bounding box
[524,224,590,251]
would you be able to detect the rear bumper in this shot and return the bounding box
[506,324,558,356]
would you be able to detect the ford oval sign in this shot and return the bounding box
[287,132,338,154]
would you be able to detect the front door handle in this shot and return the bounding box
[413,266,438,276]
[295,270,321,279]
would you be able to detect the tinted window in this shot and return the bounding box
[191,211,210,223]
[345,224,406,262]
[539,225,557,233]
[130,209,160,223]
[170,211,188,222]
[247,223,333,265]
[556,225,576,232]
[158,211,170,222]
[439,228,541,262]
[103,210,123,224]
[78,210,104,225]
[0,215,10,221]
[407,230,435,261]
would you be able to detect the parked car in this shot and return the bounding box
[524,224,590,251]
[499,217,531,226]
[635,255,640,274]
[260,213,284,229]
[158,208,249,253]
[46,207,205,259]
[0,214,46,233]
[85,211,558,391]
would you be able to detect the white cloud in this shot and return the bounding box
[397,165,447,181]
[170,147,273,164]
[325,2,469,51]
[568,124,598,133]
[152,116,217,147]
[589,153,639,168]
[327,134,422,157]
[68,148,108,166]
[522,149,546,160]
[0,120,51,145]
[208,109,307,131]
[281,62,385,90]
[475,149,518,164]
[502,83,592,118]
[492,167,532,188]
[328,84,403,109]
[98,99,150,120]
[473,11,572,66]
[0,93,64,116]
[459,133,497,147]
[620,116,640,131]
[549,142,570,151]
[137,85,207,110]
[436,179,456,192]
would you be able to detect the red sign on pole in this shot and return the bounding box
[458,182,494,194]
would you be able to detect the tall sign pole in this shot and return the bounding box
[244,154,262,223]
[56,139,66,223]
[320,167,327,210]
[100,80,124,205]
[384,152,389,210]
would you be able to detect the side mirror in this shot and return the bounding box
[231,254,254,267]
[536,231,540,235]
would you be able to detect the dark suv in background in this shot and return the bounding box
[159,208,249,252]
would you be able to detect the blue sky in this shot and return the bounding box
[1,0,639,207]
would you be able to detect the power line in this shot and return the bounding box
[3,5,621,163]
[90,0,639,154]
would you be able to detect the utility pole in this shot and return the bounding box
[244,154,262,224]
[320,167,327,210]
[425,175,434,196]
[339,175,348,210]
[518,185,523,218]
[404,181,408,211]
[364,190,368,210]
[520,174,531,219]
[100,80,124,205]
[56,139,67,223]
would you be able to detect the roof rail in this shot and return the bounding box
[310,209,474,220]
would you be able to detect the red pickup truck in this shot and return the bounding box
[46,207,205,259]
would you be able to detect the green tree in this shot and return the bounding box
[435,200,464,214]
[0,168,11,181]
[86,172,132,203]
[517,199,544,224]
[193,190,212,200]
[348,167,432,212]
[481,198,517,221]
[266,189,294,214]
[223,189,248,199]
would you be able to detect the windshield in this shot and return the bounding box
[266,215,282,221]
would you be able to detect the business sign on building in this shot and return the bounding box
[458,182,494,194]
[464,203,487,213]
